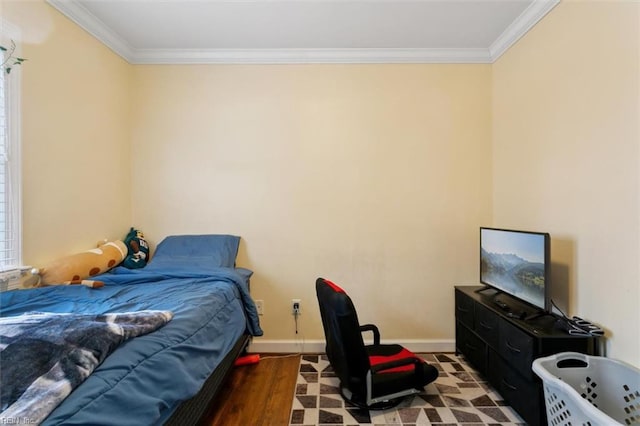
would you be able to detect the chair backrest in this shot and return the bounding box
[315,278,371,386]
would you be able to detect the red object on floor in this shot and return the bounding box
[234,354,260,366]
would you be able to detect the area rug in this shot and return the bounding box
[289,353,526,425]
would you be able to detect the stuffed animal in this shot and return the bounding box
[18,269,42,289]
[122,228,149,269]
[24,240,127,289]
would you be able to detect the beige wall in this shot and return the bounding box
[493,1,639,362]
[1,1,132,265]
[130,64,493,342]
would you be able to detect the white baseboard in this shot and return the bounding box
[247,339,325,354]
[247,339,455,354]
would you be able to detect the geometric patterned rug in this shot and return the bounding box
[289,353,527,425]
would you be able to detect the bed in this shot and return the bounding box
[0,234,263,425]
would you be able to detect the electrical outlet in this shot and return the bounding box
[255,300,264,315]
[292,299,301,315]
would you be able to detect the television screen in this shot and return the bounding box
[480,227,550,311]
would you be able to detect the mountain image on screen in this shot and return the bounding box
[480,248,545,306]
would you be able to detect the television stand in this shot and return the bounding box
[474,285,497,295]
[455,285,598,425]
[524,311,556,321]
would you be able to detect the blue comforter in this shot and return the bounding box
[1,310,173,424]
[0,265,263,425]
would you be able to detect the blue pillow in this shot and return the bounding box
[150,235,241,268]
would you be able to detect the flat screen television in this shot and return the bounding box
[480,227,550,313]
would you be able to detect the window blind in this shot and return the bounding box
[0,44,21,273]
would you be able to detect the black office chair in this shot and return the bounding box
[315,277,438,409]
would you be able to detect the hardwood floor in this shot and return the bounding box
[201,354,301,426]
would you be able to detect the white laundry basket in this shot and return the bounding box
[532,352,640,426]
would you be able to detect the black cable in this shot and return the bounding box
[550,298,570,319]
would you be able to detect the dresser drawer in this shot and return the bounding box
[474,303,499,349]
[455,290,474,328]
[486,347,501,387]
[456,323,486,372]
[499,361,542,426]
[499,320,535,380]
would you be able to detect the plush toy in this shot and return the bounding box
[18,269,42,289]
[122,228,149,269]
[24,240,127,289]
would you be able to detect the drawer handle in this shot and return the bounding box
[465,343,478,351]
[457,306,470,313]
[505,341,521,353]
[501,379,518,391]
[479,321,493,330]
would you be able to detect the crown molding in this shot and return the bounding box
[489,0,560,62]
[47,0,135,62]
[132,48,491,64]
[47,0,555,65]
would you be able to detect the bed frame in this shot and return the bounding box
[164,333,251,425]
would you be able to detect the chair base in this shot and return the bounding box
[340,386,405,410]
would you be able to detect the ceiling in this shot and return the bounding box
[47,0,559,64]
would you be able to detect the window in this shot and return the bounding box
[0,32,22,277]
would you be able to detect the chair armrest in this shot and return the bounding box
[359,324,380,345]
[370,357,422,374]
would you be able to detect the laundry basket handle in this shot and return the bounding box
[553,352,590,369]
[532,352,591,379]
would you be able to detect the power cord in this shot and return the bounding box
[292,304,305,352]
[550,298,570,319]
